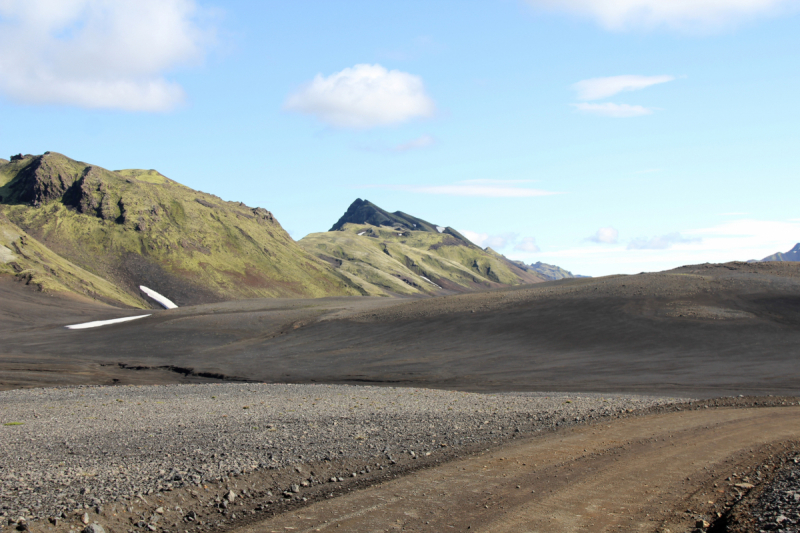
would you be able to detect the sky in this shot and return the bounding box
[0,0,798,277]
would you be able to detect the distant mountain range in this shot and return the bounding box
[759,243,800,262]
[511,260,587,281]
[1,153,581,307]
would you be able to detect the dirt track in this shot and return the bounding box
[233,406,800,533]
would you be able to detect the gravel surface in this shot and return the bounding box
[748,457,800,532]
[0,383,686,524]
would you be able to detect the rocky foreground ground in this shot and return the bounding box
[0,383,686,532]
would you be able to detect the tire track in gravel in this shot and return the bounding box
[232,407,800,533]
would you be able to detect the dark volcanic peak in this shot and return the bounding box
[329,198,474,244]
[762,243,800,262]
[330,198,439,233]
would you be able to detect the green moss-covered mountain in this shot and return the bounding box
[300,199,546,296]
[0,152,359,307]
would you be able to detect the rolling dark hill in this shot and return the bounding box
[2,261,799,396]
[0,152,359,306]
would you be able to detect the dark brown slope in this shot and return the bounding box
[2,261,800,396]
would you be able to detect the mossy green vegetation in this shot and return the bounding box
[0,212,145,306]
[300,222,545,296]
[0,152,360,306]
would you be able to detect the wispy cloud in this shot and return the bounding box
[538,218,800,277]
[718,212,750,216]
[461,179,537,185]
[587,227,619,244]
[0,0,213,111]
[460,231,540,252]
[400,183,558,197]
[284,64,435,129]
[392,135,435,152]
[572,103,653,117]
[573,75,675,101]
[627,232,701,250]
[514,236,540,252]
[525,0,796,32]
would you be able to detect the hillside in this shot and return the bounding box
[761,243,800,262]
[300,200,546,296]
[0,152,359,306]
[0,212,144,307]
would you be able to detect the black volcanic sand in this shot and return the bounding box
[2,261,799,396]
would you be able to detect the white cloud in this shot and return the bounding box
[627,232,701,250]
[393,135,435,152]
[525,0,795,31]
[0,0,211,111]
[587,227,619,244]
[284,64,435,129]
[460,231,527,250]
[573,75,675,101]
[460,230,487,247]
[572,102,653,117]
[540,218,800,277]
[514,237,541,253]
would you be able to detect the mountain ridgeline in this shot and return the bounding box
[0,153,568,307]
[300,198,553,296]
[0,152,359,307]
[512,260,585,281]
[760,243,800,262]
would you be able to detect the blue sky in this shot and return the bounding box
[1,0,798,276]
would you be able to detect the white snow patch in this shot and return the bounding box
[357,231,366,236]
[66,314,151,330]
[436,226,445,233]
[0,244,15,263]
[420,276,442,288]
[139,285,178,309]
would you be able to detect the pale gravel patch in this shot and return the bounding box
[0,383,687,521]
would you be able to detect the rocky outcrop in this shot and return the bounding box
[6,153,84,207]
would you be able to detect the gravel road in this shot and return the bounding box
[738,457,800,532]
[0,383,684,527]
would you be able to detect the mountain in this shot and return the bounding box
[329,198,472,242]
[761,243,800,262]
[300,200,546,296]
[0,152,359,307]
[511,260,586,281]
